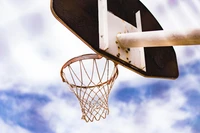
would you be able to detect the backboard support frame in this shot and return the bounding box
[98,0,146,71]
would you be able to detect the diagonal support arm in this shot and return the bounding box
[117,29,200,47]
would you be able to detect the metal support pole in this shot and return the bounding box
[117,29,200,47]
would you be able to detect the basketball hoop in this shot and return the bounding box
[60,54,118,122]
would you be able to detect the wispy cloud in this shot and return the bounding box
[0,118,31,133]
[0,90,52,133]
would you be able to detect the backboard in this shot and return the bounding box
[51,0,179,79]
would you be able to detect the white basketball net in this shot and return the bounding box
[60,54,118,122]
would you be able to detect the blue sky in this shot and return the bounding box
[0,0,200,133]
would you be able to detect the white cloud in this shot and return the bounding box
[40,86,192,133]
[141,0,200,30]
[0,119,31,133]
[0,0,93,89]
[175,46,200,65]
